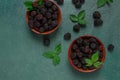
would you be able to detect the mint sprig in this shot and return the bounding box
[24,0,43,11]
[70,10,87,25]
[85,52,103,68]
[24,1,33,11]
[43,44,62,66]
[97,0,113,8]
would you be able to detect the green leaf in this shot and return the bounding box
[24,1,33,10]
[70,14,78,22]
[53,55,60,66]
[78,10,85,20]
[107,0,113,3]
[93,61,103,68]
[85,59,93,66]
[97,0,106,8]
[43,51,55,59]
[78,19,87,25]
[55,44,62,55]
[38,0,43,6]
[92,52,99,63]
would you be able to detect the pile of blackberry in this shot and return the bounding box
[72,0,85,8]
[70,37,103,70]
[93,11,103,26]
[28,0,59,33]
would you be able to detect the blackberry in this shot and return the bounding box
[77,62,82,68]
[43,37,50,46]
[40,8,47,15]
[52,5,57,11]
[36,14,43,21]
[72,44,78,50]
[71,53,77,59]
[84,46,90,53]
[39,27,45,33]
[82,65,87,70]
[73,59,79,65]
[88,66,95,70]
[89,38,97,43]
[52,14,58,20]
[34,21,41,28]
[28,20,34,28]
[44,23,49,30]
[93,11,101,19]
[46,12,52,19]
[64,32,71,40]
[73,24,80,32]
[48,19,52,25]
[82,40,89,46]
[51,20,57,27]
[42,18,47,24]
[80,58,86,65]
[77,52,83,58]
[76,38,83,46]
[108,44,114,51]
[94,19,103,26]
[45,1,52,8]
[48,9,53,13]
[30,11,37,17]
[75,1,82,9]
[89,42,97,50]
[57,0,64,5]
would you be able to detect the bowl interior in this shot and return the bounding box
[26,0,62,35]
[68,35,106,73]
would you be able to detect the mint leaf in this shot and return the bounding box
[38,0,43,6]
[97,0,106,8]
[53,55,60,66]
[43,51,55,59]
[78,10,85,20]
[93,61,103,68]
[78,19,87,25]
[70,15,78,22]
[24,1,33,10]
[55,44,62,55]
[92,52,99,63]
[85,59,93,66]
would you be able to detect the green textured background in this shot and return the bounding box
[0,0,120,80]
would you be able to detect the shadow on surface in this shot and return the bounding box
[67,61,102,79]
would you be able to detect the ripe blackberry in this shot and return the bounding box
[45,1,52,8]
[52,5,57,11]
[46,12,52,19]
[94,19,103,26]
[39,27,45,33]
[30,11,37,17]
[64,32,71,40]
[73,24,80,32]
[93,11,101,19]
[108,44,114,51]
[73,59,79,65]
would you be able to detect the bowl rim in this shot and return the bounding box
[26,0,62,35]
[68,35,106,73]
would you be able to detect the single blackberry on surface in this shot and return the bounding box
[64,32,71,40]
[108,44,114,51]
[73,24,80,32]
[93,11,101,19]
[94,19,103,26]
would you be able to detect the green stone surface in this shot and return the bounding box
[0,0,120,80]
